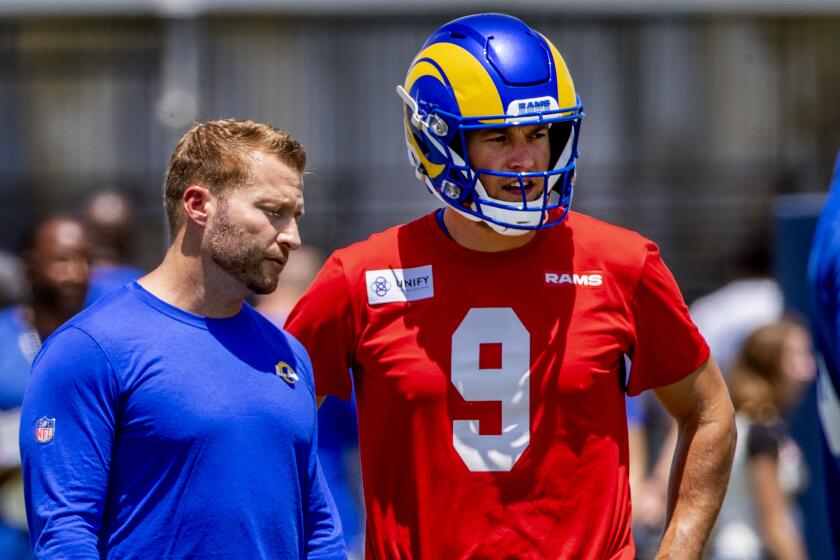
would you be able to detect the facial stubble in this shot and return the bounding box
[207,200,280,295]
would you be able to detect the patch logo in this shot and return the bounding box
[275,361,300,386]
[371,276,391,297]
[506,96,560,123]
[366,265,433,305]
[35,417,55,444]
[545,271,604,287]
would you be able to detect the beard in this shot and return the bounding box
[31,282,87,318]
[207,200,281,295]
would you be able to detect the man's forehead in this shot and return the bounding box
[41,220,86,244]
[248,150,299,173]
[30,220,88,257]
[473,123,549,135]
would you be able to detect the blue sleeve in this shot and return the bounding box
[19,326,119,558]
[809,152,840,554]
[625,394,645,428]
[305,447,345,559]
[296,346,345,559]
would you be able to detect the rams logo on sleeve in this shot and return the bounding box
[275,361,300,386]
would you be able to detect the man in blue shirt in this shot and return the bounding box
[20,119,344,559]
[0,217,90,559]
[808,151,840,554]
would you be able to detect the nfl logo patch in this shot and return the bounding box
[35,417,55,444]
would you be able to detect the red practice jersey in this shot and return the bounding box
[286,211,709,560]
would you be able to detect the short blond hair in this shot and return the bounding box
[163,119,306,235]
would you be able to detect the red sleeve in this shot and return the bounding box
[625,242,710,395]
[285,252,357,400]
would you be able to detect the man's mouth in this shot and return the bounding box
[265,256,286,270]
[501,179,538,198]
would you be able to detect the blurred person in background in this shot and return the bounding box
[20,119,344,559]
[83,190,144,306]
[257,246,365,559]
[629,392,680,559]
[0,217,90,560]
[630,234,785,559]
[287,13,735,558]
[807,152,840,555]
[690,236,783,376]
[711,319,815,560]
[0,252,25,310]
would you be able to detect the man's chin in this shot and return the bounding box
[245,275,279,296]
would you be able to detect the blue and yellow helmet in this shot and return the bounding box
[397,13,583,235]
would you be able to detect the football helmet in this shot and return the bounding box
[397,13,583,235]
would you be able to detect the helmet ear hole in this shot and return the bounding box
[548,121,573,169]
[449,133,465,161]
[410,129,438,163]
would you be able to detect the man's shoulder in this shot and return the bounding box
[564,211,650,248]
[556,211,653,270]
[53,286,151,349]
[334,214,431,259]
[245,304,302,348]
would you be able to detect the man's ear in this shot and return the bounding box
[182,185,215,228]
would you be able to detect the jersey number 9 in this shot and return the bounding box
[451,307,531,472]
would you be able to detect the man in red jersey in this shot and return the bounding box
[287,13,735,559]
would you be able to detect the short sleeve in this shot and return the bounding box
[626,242,710,395]
[285,252,357,400]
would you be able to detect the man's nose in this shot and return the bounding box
[276,219,301,251]
[507,138,537,171]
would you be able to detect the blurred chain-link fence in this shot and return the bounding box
[0,12,838,301]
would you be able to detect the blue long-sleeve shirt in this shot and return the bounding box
[20,283,344,559]
[808,152,840,554]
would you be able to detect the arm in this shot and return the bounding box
[303,395,345,559]
[285,252,358,403]
[652,357,736,559]
[749,453,807,559]
[19,327,117,557]
[304,459,346,559]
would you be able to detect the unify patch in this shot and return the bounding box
[366,265,434,304]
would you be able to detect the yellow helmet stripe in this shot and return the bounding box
[403,59,446,178]
[408,42,504,123]
[404,114,445,179]
[541,35,577,111]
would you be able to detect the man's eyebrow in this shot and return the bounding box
[474,128,507,137]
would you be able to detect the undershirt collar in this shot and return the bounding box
[435,207,451,239]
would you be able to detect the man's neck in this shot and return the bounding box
[442,207,537,252]
[138,242,246,319]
